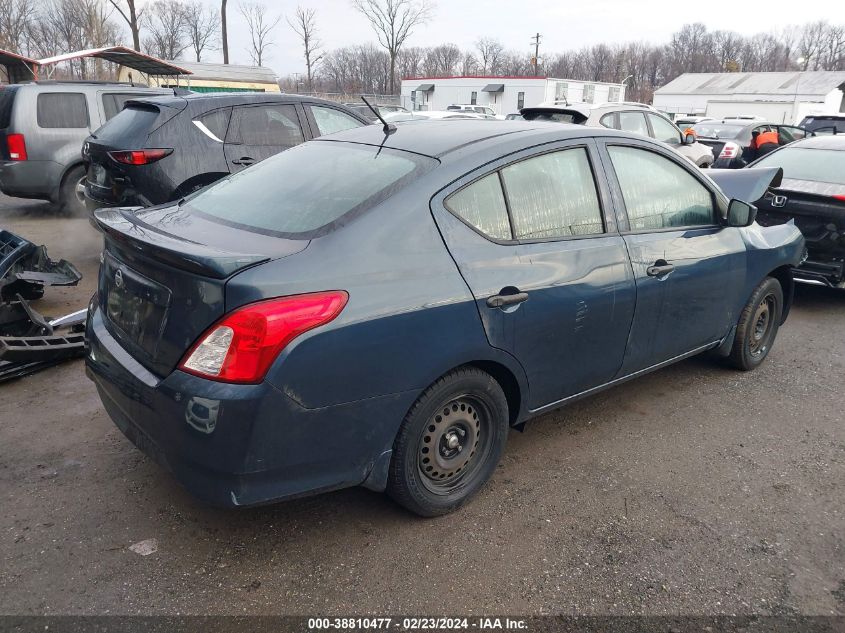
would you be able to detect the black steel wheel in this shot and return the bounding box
[729,276,783,371]
[387,368,509,516]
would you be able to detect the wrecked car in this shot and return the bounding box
[749,135,845,288]
[85,121,804,517]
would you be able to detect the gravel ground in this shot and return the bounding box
[0,193,843,616]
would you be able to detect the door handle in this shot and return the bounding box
[486,291,529,309]
[231,157,256,166]
[647,262,675,277]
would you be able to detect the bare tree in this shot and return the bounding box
[221,0,228,63]
[351,0,433,94]
[287,6,322,90]
[475,37,503,74]
[107,0,142,51]
[240,2,280,66]
[184,1,218,62]
[0,0,37,53]
[143,0,189,60]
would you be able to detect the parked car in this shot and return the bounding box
[520,102,715,167]
[750,135,845,287]
[85,120,803,516]
[83,93,370,212]
[416,110,496,120]
[344,102,410,122]
[447,104,504,119]
[674,115,714,135]
[0,81,170,214]
[690,119,811,168]
[505,113,523,120]
[798,114,845,136]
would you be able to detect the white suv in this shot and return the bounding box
[446,104,504,119]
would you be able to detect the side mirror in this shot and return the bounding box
[683,132,696,145]
[726,199,757,227]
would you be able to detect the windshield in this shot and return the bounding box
[753,147,845,185]
[186,141,437,238]
[691,122,745,139]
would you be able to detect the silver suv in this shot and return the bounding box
[521,102,715,168]
[0,81,169,214]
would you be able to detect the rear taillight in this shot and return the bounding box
[7,134,26,161]
[179,291,349,384]
[107,148,173,165]
[833,194,845,202]
[718,141,740,159]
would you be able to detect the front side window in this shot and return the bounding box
[648,113,681,144]
[502,148,603,239]
[609,146,714,230]
[618,111,649,137]
[187,141,435,237]
[446,173,511,240]
[309,105,362,136]
[226,104,304,147]
[37,93,88,128]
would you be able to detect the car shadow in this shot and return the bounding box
[792,282,845,307]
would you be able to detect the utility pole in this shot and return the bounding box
[530,32,542,75]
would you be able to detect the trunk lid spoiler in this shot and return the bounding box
[707,167,784,204]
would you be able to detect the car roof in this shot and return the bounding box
[126,91,350,109]
[316,119,630,159]
[787,135,845,150]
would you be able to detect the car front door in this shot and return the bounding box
[600,139,747,374]
[224,103,308,172]
[431,140,637,410]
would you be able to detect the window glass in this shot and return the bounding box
[94,105,159,143]
[227,104,304,147]
[777,126,806,143]
[309,105,362,136]
[609,146,714,230]
[582,84,595,103]
[517,92,525,110]
[187,142,435,237]
[600,112,618,129]
[618,111,649,137]
[502,148,603,239]
[752,147,845,185]
[648,114,681,144]
[470,91,477,105]
[37,93,88,128]
[446,173,511,240]
[608,86,621,102]
[197,108,231,141]
[102,93,146,120]
[555,82,568,102]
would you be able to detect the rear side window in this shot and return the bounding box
[502,148,603,239]
[0,86,19,128]
[446,173,511,240]
[309,106,363,136]
[618,111,649,137]
[196,108,231,142]
[102,93,149,121]
[94,105,160,143]
[186,141,436,237]
[600,112,618,129]
[609,146,714,230]
[37,93,89,128]
[227,104,304,147]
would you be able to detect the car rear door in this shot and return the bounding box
[598,138,747,373]
[224,102,308,172]
[431,139,637,410]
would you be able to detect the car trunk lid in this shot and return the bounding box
[94,204,308,377]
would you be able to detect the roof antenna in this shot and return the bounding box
[361,95,396,135]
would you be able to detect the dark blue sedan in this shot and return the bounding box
[85,120,804,516]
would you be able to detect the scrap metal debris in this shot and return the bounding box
[0,230,86,383]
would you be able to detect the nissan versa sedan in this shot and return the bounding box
[85,121,804,516]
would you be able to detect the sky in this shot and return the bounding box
[187,0,842,76]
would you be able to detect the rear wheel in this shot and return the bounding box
[387,368,509,516]
[59,165,87,217]
[728,277,783,371]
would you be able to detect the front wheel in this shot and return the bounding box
[387,368,509,516]
[728,277,783,370]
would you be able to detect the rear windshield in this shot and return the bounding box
[0,86,18,128]
[93,104,160,142]
[186,141,437,238]
[799,117,845,134]
[753,147,845,185]
[521,110,585,124]
[691,122,745,139]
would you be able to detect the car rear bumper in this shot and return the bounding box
[84,180,148,213]
[0,160,62,199]
[85,304,412,507]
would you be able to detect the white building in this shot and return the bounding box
[400,76,626,115]
[653,71,845,125]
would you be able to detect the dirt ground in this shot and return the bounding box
[0,194,843,616]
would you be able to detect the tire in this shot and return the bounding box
[387,368,509,517]
[728,277,783,371]
[59,165,87,217]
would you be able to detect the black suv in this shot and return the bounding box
[83,93,370,211]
